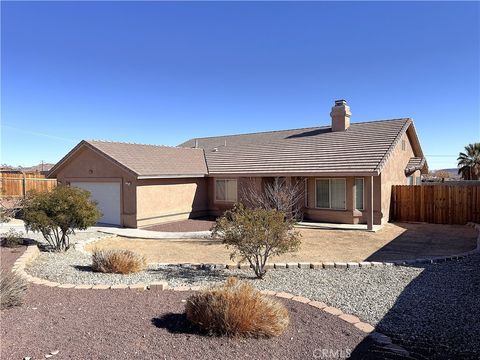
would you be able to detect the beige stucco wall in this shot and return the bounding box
[379,130,421,223]
[303,176,382,225]
[53,146,138,228]
[136,178,208,227]
[207,177,259,217]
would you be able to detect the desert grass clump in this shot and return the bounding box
[91,249,146,274]
[0,229,24,248]
[0,270,27,310]
[185,277,289,337]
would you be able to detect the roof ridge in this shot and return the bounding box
[87,139,203,151]
[182,118,410,143]
[183,125,325,142]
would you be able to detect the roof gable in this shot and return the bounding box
[49,140,208,178]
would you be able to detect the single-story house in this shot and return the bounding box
[48,100,427,230]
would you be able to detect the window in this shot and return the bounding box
[407,176,414,185]
[315,179,346,210]
[215,179,237,202]
[355,178,364,210]
[401,139,406,151]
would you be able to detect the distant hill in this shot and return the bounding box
[0,163,55,174]
[429,168,461,179]
[437,168,461,178]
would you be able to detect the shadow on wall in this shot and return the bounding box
[350,255,480,359]
[365,222,478,262]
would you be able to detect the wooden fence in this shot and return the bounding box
[391,184,480,224]
[0,173,57,197]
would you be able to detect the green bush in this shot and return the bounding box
[23,186,101,251]
[0,229,24,248]
[212,204,301,278]
[0,270,27,310]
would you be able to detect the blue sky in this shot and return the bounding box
[2,1,479,169]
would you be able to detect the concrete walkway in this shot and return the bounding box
[297,221,383,232]
[91,226,211,239]
[1,219,211,239]
[2,218,381,237]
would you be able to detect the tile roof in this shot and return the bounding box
[405,157,427,175]
[50,118,424,179]
[49,140,208,178]
[180,118,415,176]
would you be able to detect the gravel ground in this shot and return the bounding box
[3,228,106,246]
[2,247,373,360]
[27,249,235,286]
[26,248,423,323]
[26,248,480,359]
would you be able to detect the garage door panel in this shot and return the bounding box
[71,182,121,226]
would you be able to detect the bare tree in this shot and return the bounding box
[240,177,305,221]
[0,196,22,223]
[434,170,450,179]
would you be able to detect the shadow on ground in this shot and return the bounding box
[350,254,480,359]
[365,222,477,262]
[151,313,204,335]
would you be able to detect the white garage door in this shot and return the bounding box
[71,182,121,226]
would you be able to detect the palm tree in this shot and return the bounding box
[457,143,480,180]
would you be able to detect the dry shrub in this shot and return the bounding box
[185,277,289,337]
[92,249,146,274]
[0,229,24,248]
[0,270,27,310]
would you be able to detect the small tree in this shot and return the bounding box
[212,204,301,279]
[23,186,101,251]
[241,178,305,221]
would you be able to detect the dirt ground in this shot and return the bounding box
[86,222,478,264]
[0,247,373,360]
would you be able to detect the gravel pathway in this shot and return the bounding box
[26,248,480,358]
[26,248,423,324]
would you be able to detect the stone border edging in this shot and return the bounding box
[12,222,480,291]
[73,233,116,256]
[14,223,479,358]
[73,223,480,271]
[10,248,408,357]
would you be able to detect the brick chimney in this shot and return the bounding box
[330,99,351,131]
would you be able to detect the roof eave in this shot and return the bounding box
[137,174,207,179]
[206,171,380,177]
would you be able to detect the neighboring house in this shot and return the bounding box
[48,100,427,229]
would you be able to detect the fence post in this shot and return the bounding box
[22,173,26,198]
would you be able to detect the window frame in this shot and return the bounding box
[314,178,347,210]
[214,178,238,203]
[355,178,364,211]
